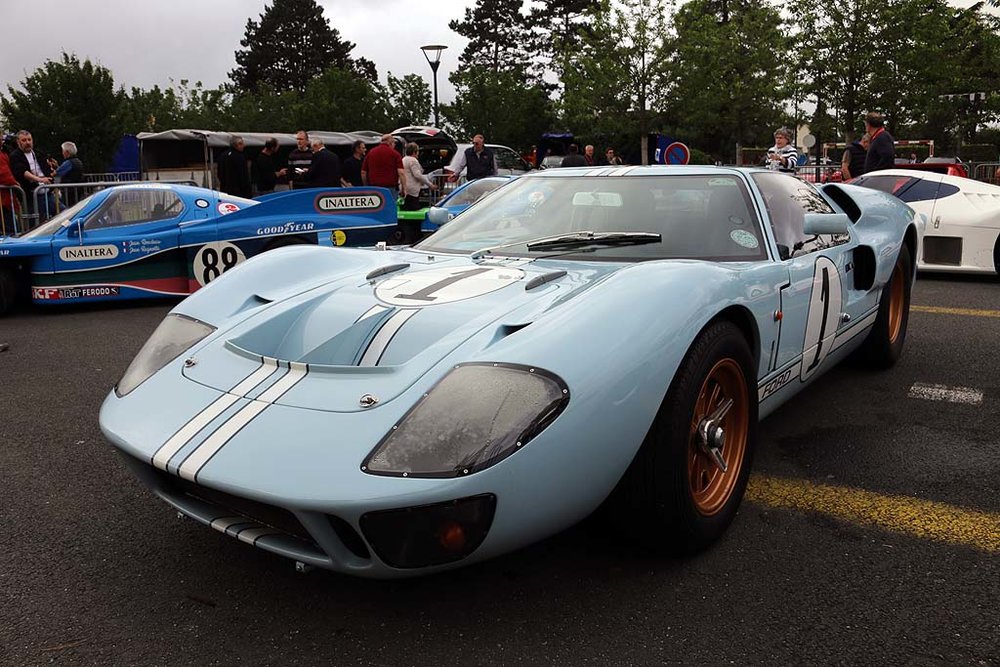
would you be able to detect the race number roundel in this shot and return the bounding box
[800,256,842,381]
[194,241,246,287]
[375,266,524,306]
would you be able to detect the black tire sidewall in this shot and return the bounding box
[641,321,758,552]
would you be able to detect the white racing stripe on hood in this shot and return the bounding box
[358,309,419,367]
[177,362,310,482]
[151,358,280,470]
[355,304,389,323]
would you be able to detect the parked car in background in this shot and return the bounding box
[539,155,566,169]
[851,168,999,274]
[446,143,532,177]
[0,183,397,315]
[893,157,969,179]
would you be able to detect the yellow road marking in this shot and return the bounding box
[912,305,1000,318]
[746,475,1000,553]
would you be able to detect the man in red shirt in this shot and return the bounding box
[362,134,406,196]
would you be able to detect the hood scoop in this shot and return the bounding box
[228,298,396,367]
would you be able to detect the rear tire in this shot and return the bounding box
[857,243,912,368]
[606,320,757,554]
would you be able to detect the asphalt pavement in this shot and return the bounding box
[1,276,998,665]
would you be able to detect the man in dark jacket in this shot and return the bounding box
[54,141,85,205]
[288,130,313,189]
[560,143,588,167]
[341,140,366,187]
[218,135,251,198]
[253,137,286,195]
[863,112,895,174]
[9,130,53,215]
[448,134,498,181]
[840,134,869,180]
[301,138,342,188]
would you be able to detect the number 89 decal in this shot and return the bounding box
[194,241,246,287]
[800,256,843,382]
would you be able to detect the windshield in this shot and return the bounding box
[20,196,94,239]
[416,174,767,261]
[441,178,510,208]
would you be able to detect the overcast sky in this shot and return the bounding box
[2,0,995,112]
[1,0,474,104]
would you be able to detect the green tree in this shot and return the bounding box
[119,85,184,134]
[527,0,600,86]
[664,0,787,160]
[449,0,535,74]
[385,73,432,127]
[1,53,125,172]
[230,0,374,94]
[559,0,671,158]
[296,67,389,130]
[227,85,303,132]
[444,66,555,148]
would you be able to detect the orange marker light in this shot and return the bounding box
[438,522,467,552]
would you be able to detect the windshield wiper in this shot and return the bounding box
[471,230,661,260]
[525,230,661,251]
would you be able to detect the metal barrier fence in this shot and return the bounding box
[971,162,1000,185]
[84,171,141,183]
[6,180,199,233]
[0,184,27,236]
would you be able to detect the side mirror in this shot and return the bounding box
[426,207,454,227]
[67,219,84,238]
[803,212,850,236]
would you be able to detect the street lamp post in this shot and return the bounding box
[420,44,447,128]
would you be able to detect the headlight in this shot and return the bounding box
[116,314,215,397]
[362,363,569,478]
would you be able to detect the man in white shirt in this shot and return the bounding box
[10,130,54,216]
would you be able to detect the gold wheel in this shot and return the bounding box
[688,358,749,516]
[887,261,905,344]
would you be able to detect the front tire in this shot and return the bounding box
[857,243,912,368]
[607,320,757,554]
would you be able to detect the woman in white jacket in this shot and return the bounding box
[401,142,437,243]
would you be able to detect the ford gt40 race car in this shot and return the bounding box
[851,169,1000,275]
[100,166,919,578]
[0,183,397,314]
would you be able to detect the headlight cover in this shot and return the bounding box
[116,314,215,397]
[362,363,569,478]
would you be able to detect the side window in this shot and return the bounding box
[895,178,940,203]
[752,172,845,259]
[84,189,184,230]
[495,148,521,170]
[854,175,918,198]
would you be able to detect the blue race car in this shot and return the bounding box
[420,175,515,235]
[0,183,397,314]
[100,166,920,578]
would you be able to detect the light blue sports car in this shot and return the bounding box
[100,166,920,578]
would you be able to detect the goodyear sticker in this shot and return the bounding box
[332,230,347,246]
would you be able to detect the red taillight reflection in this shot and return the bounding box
[438,521,466,553]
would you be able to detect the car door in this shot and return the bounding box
[752,173,860,383]
[48,187,188,297]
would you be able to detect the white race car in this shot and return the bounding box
[852,169,1000,275]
